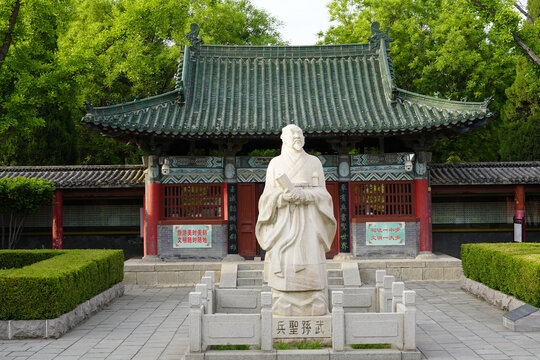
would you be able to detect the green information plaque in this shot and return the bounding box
[366,222,405,246]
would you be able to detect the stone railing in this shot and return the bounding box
[187,270,417,355]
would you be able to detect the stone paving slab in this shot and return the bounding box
[0,282,539,359]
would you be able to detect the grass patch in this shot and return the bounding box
[274,341,293,350]
[210,344,251,350]
[296,340,323,349]
[350,344,392,349]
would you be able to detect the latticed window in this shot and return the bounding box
[162,184,224,219]
[350,181,415,220]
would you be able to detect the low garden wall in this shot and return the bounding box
[461,243,540,307]
[0,249,124,338]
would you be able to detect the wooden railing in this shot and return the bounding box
[162,184,224,220]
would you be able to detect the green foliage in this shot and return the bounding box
[461,243,540,307]
[0,177,54,249]
[0,249,124,320]
[296,340,323,349]
[0,0,283,165]
[0,177,54,214]
[274,341,293,350]
[350,344,391,349]
[0,0,80,165]
[211,344,251,350]
[248,149,278,157]
[320,0,520,162]
[499,0,540,161]
[0,249,57,269]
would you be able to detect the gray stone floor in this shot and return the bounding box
[0,282,538,360]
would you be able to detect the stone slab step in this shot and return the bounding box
[327,269,342,278]
[327,277,344,286]
[238,263,265,271]
[237,278,263,287]
[237,270,263,279]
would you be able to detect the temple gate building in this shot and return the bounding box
[80,23,497,261]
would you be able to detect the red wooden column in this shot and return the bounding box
[415,179,432,253]
[144,182,161,257]
[52,189,63,249]
[515,185,525,242]
[144,156,161,258]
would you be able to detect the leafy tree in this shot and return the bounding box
[499,0,540,161]
[0,0,79,165]
[0,177,55,249]
[58,0,283,164]
[320,0,516,162]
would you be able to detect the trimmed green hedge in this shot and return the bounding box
[0,249,124,320]
[462,243,540,307]
[0,249,58,269]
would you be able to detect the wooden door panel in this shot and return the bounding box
[238,183,257,258]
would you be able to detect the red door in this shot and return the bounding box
[326,182,340,258]
[237,182,340,259]
[238,183,259,259]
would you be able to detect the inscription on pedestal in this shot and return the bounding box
[272,316,332,338]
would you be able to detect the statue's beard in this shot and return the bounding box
[292,141,303,151]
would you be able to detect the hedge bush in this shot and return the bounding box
[462,243,540,307]
[0,249,124,320]
[0,249,58,269]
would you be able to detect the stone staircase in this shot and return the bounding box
[235,262,345,288]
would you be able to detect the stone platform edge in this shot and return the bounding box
[124,254,462,286]
[0,282,124,340]
[185,348,421,360]
[460,275,526,312]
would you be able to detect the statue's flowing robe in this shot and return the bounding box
[255,150,337,291]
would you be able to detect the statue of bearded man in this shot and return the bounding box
[255,124,337,316]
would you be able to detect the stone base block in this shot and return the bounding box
[186,349,421,359]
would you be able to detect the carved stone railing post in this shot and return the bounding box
[260,291,273,351]
[201,275,214,314]
[195,283,208,314]
[402,290,416,351]
[392,282,405,312]
[332,291,345,351]
[382,275,395,313]
[189,292,203,352]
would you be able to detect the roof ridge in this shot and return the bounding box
[0,165,145,171]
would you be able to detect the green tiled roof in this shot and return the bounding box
[83,23,492,138]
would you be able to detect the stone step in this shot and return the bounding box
[237,278,263,287]
[327,277,344,286]
[237,270,263,279]
[237,263,264,271]
[327,269,343,278]
[327,262,342,269]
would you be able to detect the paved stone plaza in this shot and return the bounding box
[0,282,539,360]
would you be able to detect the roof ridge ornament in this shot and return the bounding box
[368,22,394,50]
[186,23,203,51]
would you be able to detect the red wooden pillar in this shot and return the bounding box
[415,179,432,252]
[52,189,63,249]
[515,185,525,242]
[144,182,161,257]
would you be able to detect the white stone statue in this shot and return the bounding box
[255,124,337,316]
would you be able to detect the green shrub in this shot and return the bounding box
[462,243,540,307]
[0,250,58,269]
[0,249,124,320]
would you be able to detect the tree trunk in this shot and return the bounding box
[0,0,21,71]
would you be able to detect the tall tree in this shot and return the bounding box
[58,0,283,164]
[0,0,79,165]
[499,0,540,161]
[320,0,516,162]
